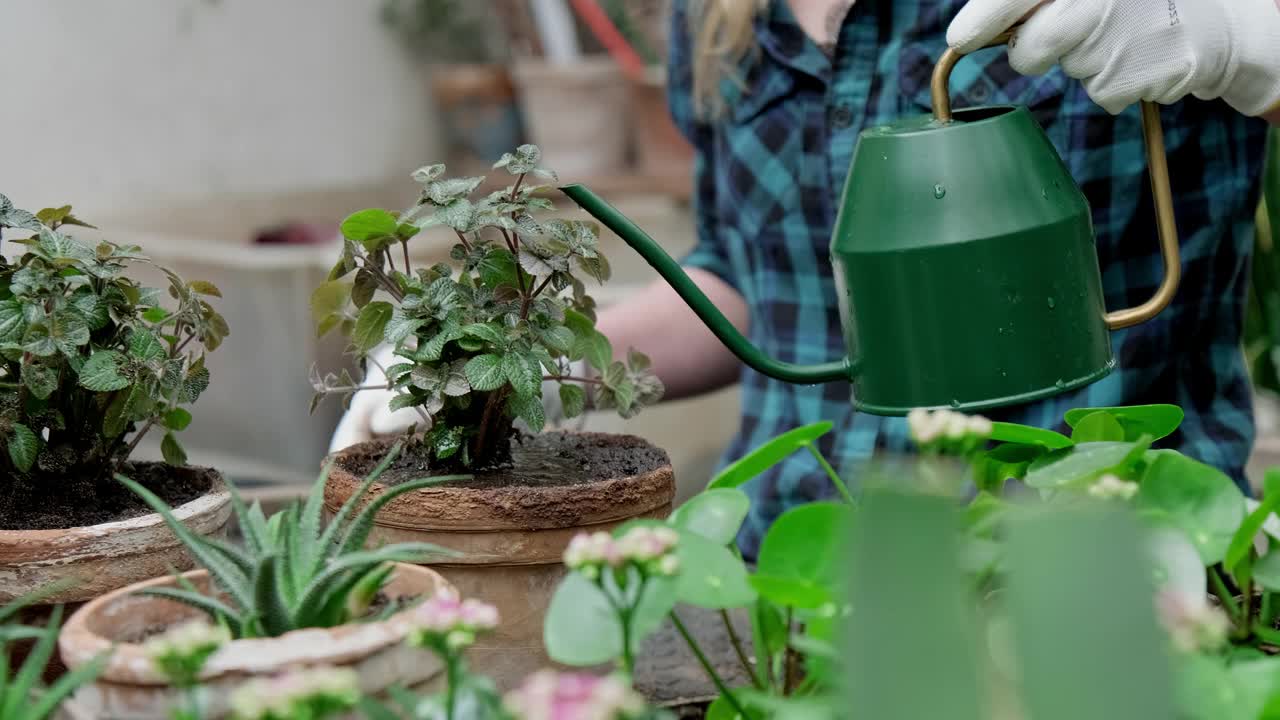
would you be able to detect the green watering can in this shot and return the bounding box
[561,34,1181,415]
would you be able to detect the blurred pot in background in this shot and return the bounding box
[511,57,630,179]
[380,0,525,174]
[629,65,693,182]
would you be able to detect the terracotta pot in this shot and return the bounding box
[430,63,525,175]
[323,433,675,690]
[0,466,231,605]
[510,57,631,179]
[58,564,453,719]
[629,67,693,182]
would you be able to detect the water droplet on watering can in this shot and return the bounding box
[997,327,1006,335]
[1001,370,1008,378]
[1047,297,1056,309]
[1055,379,1067,389]
[933,184,947,199]
[950,399,961,409]
[1041,188,1048,199]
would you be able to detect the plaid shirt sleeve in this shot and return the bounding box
[666,2,740,292]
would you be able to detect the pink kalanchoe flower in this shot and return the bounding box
[505,670,647,720]
[408,591,500,643]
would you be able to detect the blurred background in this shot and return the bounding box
[3,0,1280,501]
[0,0,737,503]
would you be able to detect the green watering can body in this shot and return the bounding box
[561,41,1180,416]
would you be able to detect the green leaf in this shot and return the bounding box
[1136,453,1246,565]
[22,363,57,400]
[187,280,222,297]
[161,432,188,466]
[352,301,393,353]
[128,329,166,361]
[464,354,505,391]
[78,351,130,391]
[509,392,546,433]
[1063,404,1184,442]
[582,330,612,371]
[142,306,170,323]
[708,422,834,490]
[164,408,193,431]
[669,488,750,546]
[988,421,1074,450]
[1070,411,1126,443]
[1024,442,1139,489]
[674,531,756,609]
[558,384,587,418]
[543,571,676,666]
[351,268,378,308]
[747,574,833,608]
[476,248,519,288]
[384,308,423,345]
[1254,550,1280,591]
[311,280,351,327]
[0,300,24,343]
[7,424,38,473]
[340,209,398,243]
[180,359,211,403]
[461,322,505,348]
[756,502,851,606]
[503,352,539,397]
[1225,481,1280,575]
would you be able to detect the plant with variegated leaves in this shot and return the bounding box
[0,193,225,491]
[309,145,662,470]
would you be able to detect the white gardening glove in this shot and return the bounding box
[947,0,1280,116]
[328,345,423,453]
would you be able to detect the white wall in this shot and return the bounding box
[0,0,438,218]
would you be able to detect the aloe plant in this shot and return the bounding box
[0,585,109,720]
[117,441,464,638]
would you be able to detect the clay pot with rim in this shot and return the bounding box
[323,431,675,690]
[510,57,631,178]
[430,63,526,175]
[58,564,453,719]
[1,465,231,680]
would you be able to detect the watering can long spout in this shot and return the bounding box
[560,184,852,386]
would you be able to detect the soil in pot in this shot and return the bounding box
[325,431,676,691]
[0,461,214,530]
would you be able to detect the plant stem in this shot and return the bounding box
[123,418,159,460]
[401,240,412,272]
[805,444,854,505]
[1211,567,1243,625]
[452,230,472,254]
[721,609,763,690]
[783,608,796,696]
[1264,592,1276,630]
[542,375,606,386]
[670,611,754,719]
[444,656,459,720]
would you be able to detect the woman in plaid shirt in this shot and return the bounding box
[592,0,1280,556]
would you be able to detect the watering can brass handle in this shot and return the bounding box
[930,32,1182,331]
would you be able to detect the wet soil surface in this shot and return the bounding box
[0,462,214,530]
[635,607,756,716]
[337,432,669,490]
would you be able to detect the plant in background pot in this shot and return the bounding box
[380,0,525,174]
[57,442,461,719]
[310,145,674,689]
[0,194,232,618]
[0,586,108,720]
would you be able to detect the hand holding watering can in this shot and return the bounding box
[949,0,1280,118]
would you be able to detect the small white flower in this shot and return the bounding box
[408,592,500,650]
[564,531,613,569]
[657,555,681,576]
[1088,474,1139,501]
[1156,590,1229,653]
[967,415,994,437]
[230,666,359,720]
[505,671,648,720]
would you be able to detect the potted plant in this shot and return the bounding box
[380,0,525,175]
[0,195,232,614]
[57,442,460,719]
[310,145,673,688]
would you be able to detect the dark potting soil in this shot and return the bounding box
[340,432,669,490]
[0,462,213,531]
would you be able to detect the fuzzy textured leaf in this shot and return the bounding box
[78,351,130,391]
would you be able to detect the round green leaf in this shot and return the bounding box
[747,574,833,609]
[708,422,834,490]
[1069,412,1125,443]
[78,351,129,392]
[310,280,351,326]
[1135,453,1246,565]
[1064,404,1184,442]
[674,532,755,609]
[1024,442,1138,489]
[669,489,750,545]
[543,571,675,666]
[160,432,188,466]
[1254,550,1280,592]
[164,408,193,431]
[756,502,852,594]
[464,354,505,392]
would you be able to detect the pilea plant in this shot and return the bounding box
[118,441,461,638]
[0,194,225,523]
[311,145,662,469]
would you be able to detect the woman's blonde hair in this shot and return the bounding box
[688,0,769,119]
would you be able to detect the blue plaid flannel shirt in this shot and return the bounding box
[666,0,1271,557]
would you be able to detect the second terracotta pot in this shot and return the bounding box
[324,432,675,690]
